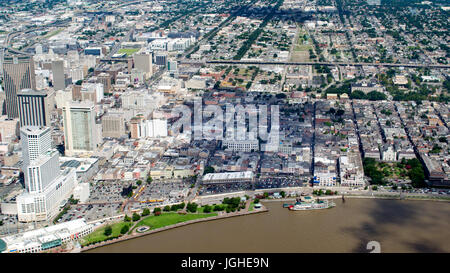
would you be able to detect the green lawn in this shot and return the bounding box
[249,202,255,212]
[135,212,217,230]
[81,221,131,246]
[117,48,139,56]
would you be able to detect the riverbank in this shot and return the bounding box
[80,205,268,252]
[260,193,450,203]
[86,199,450,253]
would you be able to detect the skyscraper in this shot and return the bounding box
[25,150,60,193]
[52,60,65,91]
[20,126,52,172]
[134,52,153,80]
[63,100,100,156]
[17,89,51,127]
[2,54,36,118]
[17,125,77,222]
[97,72,112,95]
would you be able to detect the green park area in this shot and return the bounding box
[81,221,130,246]
[134,212,217,230]
[291,27,313,62]
[363,158,426,187]
[117,48,139,56]
[80,198,251,248]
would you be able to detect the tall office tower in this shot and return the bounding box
[97,72,112,95]
[134,52,153,80]
[102,111,125,138]
[20,126,52,171]
[17,126,77,222]
[155,53,167,66]
[63,100,100,156]
[52,60,65,91]
[2,54,36,118]
[17,89,51,127]
[25,150,60,193]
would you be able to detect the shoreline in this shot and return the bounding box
[79,194,449,252]
[259,194,450,203]
[80,206,269,252]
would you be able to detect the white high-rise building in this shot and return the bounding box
[146,119,168,138]
[26,150,60,193]
[17,126,78,222]
[20,126,52,172]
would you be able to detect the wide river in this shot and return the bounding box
[88,198,450,253]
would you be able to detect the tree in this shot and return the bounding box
[75,80,83,86]
[350,90,367,100]
[203,205,212,213]
[146,176,153,184]
[136,180,142,186]
[163,205,171,212]
[408,167,425,188]
[142,208,150,216]
[153,207,161,214]
[280,191,286,198]
[124,215,131,222]
[203,166,215,175]
[88,67,94,73]
[104,225,112,236]
[120,225,129,234]
[253,198,259,204]
[372,185,378,191]
[186,202,198,213]
[132,212,141,222]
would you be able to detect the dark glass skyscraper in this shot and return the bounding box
[2,54,36,119]
[17,89,50,127]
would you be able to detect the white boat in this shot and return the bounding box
[288,199,335,211]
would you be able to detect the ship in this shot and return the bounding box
[283,196,336,211]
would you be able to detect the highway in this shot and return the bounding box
[176,59,450,69]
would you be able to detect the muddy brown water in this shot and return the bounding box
[87,198,450,253]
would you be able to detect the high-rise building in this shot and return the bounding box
[147,119,168,137]
[20,126,52,172]
[2,54,36,118]
[155,53,167,66]
[17,126,77,222]
[63,100,100,156]
[97,72,112,94]
[17,89,51,127]
[102,111,125,138]
[134,52,153,80]
[52,60,65,91]
[25,150,60,193]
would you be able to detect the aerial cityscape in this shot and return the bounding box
[0,0,449,256]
